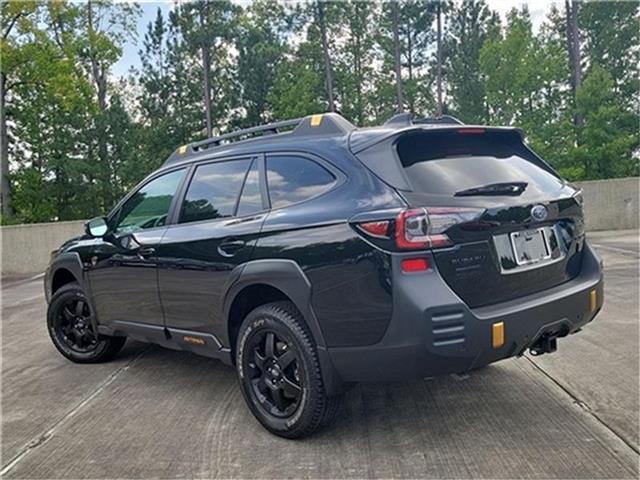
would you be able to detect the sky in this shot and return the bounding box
[112,0,561,77]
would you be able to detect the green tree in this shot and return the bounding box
[333,1,378,125]
[372,1,436,122]
[480,8,538,124]
[235,1,290,126]
[1,0,38,219]
[267,41,325,120]
[571,65,639,179]
[444,0,500,123]
[480,7,578,175]
[580,1,639,103]
[172,0,240,136]
[134,7,200,174]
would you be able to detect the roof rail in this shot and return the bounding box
[190,117,303,153]
[383,112,464,128]
[164,113,355,166]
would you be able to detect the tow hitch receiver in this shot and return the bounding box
[529,335,558,356]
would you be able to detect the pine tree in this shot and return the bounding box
[444,0,499,123]
[572,65,639,179]
[333,1,378,125]
[579,1,639,104]
[235,1,290,126]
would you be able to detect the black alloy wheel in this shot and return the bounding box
[246,330,303,417]
[54,296,99,353]
[47,283,126,363]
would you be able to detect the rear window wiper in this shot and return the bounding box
[454,181,528,197]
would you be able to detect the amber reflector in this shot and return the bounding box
[492,322,505,349]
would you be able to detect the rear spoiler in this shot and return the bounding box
[349,124,525,155]
[350,127,553,192]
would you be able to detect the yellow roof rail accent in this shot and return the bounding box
[310,114,323,127]
[178,145,188,154]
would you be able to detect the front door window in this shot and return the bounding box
[114,169,186,234]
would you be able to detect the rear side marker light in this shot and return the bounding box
[401,258,429,273]
[492,322,505,349]
[357,220,390,239]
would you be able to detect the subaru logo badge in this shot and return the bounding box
[531,204,548,221]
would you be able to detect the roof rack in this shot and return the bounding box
[164,113,355,166]
[190,118,303,153]
[383,112,464,127]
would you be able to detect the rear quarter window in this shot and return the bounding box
[266,155,336,208]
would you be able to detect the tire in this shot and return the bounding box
[235,301,341,439]
[47,283,126,363]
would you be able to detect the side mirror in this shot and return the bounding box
[85,217,109,238]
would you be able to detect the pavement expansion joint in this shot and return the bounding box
[0,346,152,476]
[525,355,640,457]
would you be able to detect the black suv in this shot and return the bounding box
[45,113,603,438]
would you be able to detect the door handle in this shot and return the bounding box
[218,239,246,257]
[137,246,156,259]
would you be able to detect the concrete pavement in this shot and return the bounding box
[1,231,638,479]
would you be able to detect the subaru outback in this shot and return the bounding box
[45,113,603,438]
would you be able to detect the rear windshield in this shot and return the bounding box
[396,130,563,196]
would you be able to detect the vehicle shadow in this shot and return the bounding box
[101,344,635,480]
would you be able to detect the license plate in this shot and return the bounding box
[510,228,551,266]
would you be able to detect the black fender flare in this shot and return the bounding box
[223,259,345,395]
[46,252,86,301]
[46,253,103,336]
[223,259,326,348]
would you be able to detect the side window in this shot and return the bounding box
[266,155,336,209]
[115,168,186,233]
[179,159,251,224]
[236,159,263,217]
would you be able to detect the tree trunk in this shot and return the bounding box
[407,21,414,115]
[87,0,109,210]
[0,73,11,218]
[436,2,443,117]
[392,1,403,113]
[565,0,583,127]
[200,6,213,137]
[318,2,335,112]
[355,28,363,125]
[202,46,213,137]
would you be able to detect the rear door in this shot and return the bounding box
[156,155,266,335]
[357,128,585,307]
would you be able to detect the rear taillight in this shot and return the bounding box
[357,220,390,238]
[395,207,484,250]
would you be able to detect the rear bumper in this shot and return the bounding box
[327,241,603,383]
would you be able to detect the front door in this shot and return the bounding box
[157,156,266,338]
[88,167,187,327]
